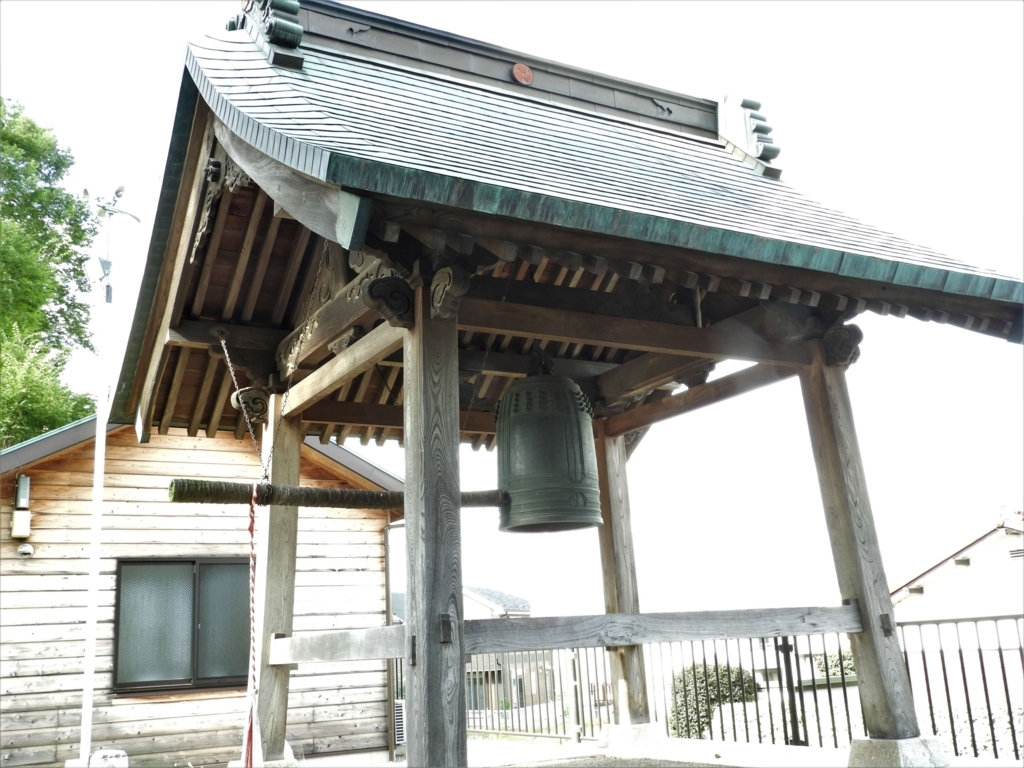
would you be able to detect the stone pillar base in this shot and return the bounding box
[597,722,667,749]
[849,736,949,767]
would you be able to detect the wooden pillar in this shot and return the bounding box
[404,285,467,766]
[245,395,302,762]
[594,419,650,725]
[799,342,920,739]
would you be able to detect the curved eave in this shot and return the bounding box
[111,72,200,425]
[184,48,1023,309]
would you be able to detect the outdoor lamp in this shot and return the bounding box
[11,475,31,539]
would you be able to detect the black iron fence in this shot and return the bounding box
[389,614,1022,759]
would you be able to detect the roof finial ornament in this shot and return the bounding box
[230,0,305,69]
[719,95,782,178]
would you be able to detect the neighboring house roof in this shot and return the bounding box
[890,513,1024,599]
[0,413,402,492]
[465,586,530,615]
[183,4,1022,308]
[0,416,120,475]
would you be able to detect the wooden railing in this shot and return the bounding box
[268,604,863,665]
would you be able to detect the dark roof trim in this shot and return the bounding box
[110,72,200,425]
[0,416,121,476]
[298,1,719,139]
[183,52,1023,309]
[303,437,404,492]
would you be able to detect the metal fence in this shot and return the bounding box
[389,614,1023,759]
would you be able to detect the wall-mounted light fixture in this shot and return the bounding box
[11,475,31,539]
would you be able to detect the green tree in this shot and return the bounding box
[670,661,758,739]
[0,325,95,449]
[1,97,96,350]
[814,649,855,678]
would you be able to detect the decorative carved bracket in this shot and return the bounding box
[823,324,863,367]
[430,266,471,320]
[230,386,270,424]
[361,277,414,328]
[222,157,251,192]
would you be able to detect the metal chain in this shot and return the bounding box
[220,337,263,468]
[220,239,328,481]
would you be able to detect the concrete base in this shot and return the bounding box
[597,722,668,749]
[849,737,950,767]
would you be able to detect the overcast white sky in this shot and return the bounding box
[2,1,1021,618]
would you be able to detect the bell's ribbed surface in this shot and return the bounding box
[496,375,602,532]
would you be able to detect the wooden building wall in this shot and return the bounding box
[1,427,389,768]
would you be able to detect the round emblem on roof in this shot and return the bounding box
[512,62,534,86]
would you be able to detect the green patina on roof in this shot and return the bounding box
[178,23,1022,307]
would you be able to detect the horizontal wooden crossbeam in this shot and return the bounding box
[456,298,812,366]
[465,605,863,654]
[166,320,289,350]
[281,322,404,416]
[604,363,796,436]
[266,605,862,664]
[300,400,496,434]
[270,626,406,665]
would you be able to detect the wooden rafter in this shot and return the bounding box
[132,104,214,442]
[222,188,268,320]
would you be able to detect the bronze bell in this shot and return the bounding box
[495,364,603,532]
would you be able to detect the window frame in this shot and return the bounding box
[113,557,250,694]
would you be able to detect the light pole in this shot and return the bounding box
[67,186,139,768]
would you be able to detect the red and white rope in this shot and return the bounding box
[243,483,259,767]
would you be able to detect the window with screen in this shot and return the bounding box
[114,559,249,692]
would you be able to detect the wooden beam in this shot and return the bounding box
[403,285,467,767]
[166,320,289,351]
[456,298,811,365]
[241,216,281,323]
[458,348,615,381]
[275,273,377,377]
[133,106,215,443]
[213,118,370,250]
[266,604,862,662]
[598,353,711,406]
[205,370,234,438]
[157,348,191,435]
[281,323,405,417]
[189,189,233,320]
[271,226,311,327]
[222,189,267,320]
[463,605,863,654]
[594,420,649,726]
[799,343,920,740]
[187,355,220,437]
[605,364,796,437]
[270,626,406,665]
[245,395,301,762]
[300,400,495,434]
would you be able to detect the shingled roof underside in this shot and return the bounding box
[185,30,1022,303]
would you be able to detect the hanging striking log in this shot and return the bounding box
[167,479,504,509]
